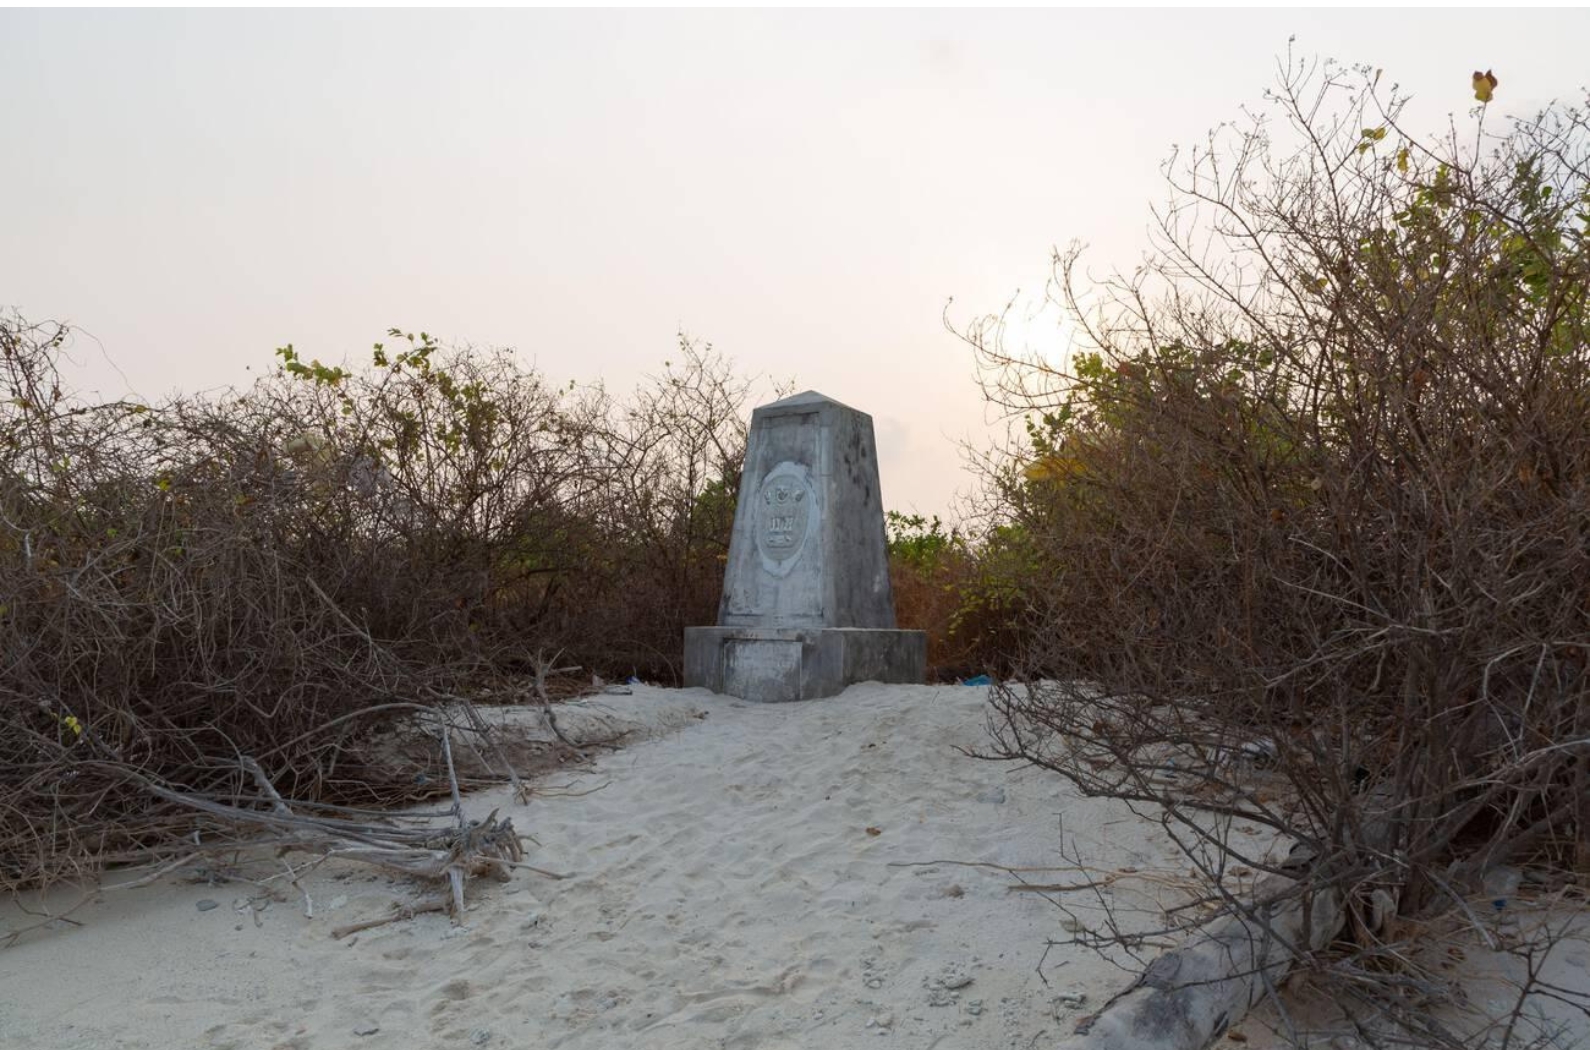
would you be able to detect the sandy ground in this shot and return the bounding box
[2,683,1586,1050]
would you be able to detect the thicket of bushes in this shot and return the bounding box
[1,324,757,888]
[959,62,1590,1043]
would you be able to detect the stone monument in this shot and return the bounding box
[683,390,927,701]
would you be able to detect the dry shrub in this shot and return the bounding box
[889,549,968,680]
[887,511,1030,680]
[887,512,969,679]
[962,59,1590,1044]
[1,320,762,891]
[552,340,762,680]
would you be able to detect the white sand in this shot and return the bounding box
[3,683,1585,1050]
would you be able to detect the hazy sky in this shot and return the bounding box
[5,9,1588,517]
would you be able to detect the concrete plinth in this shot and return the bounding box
[684,626,927,702]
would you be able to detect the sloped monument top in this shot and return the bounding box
[684,390,925,701]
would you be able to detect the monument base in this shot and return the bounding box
[683,626,927,703]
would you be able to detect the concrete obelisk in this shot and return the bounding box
[683,391,926,701]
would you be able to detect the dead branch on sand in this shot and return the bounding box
[93,753,555,923]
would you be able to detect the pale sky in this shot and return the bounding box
[5,9,1588,518]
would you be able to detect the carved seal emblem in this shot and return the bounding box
[754,461,815,576]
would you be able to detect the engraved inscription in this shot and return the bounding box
[763,484,804,549]
[754,463,814,576]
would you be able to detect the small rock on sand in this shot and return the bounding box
[936,963,974,989]
[195,899,219,912]
[1051,992,1088,1018]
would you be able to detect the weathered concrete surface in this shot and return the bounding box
[684,391,925,701]
[684,626,927,702]
[718,390,895,630]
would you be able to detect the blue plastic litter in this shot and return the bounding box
[962,674,993,686]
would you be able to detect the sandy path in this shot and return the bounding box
[1,684,1190,1050]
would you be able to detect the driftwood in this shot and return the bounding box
[331,899,449,940]
[1059,868,1345,1050]
[89,753,557,925]
[1060,804,1396,1050]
